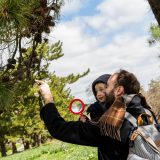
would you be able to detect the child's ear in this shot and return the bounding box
[114,86,124,97]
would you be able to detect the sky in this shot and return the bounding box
[48,0,160,103]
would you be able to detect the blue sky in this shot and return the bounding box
[49,0,160,103]
[61,0,100,20]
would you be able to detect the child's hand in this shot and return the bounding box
[80,115,87,122]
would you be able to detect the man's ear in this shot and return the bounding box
[114,86,124,97]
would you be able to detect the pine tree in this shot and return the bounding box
[0,41,89,156]
[0,0,90,157]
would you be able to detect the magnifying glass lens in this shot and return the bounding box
[69,99,85,115]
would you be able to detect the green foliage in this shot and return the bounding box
[0,84,13,111]
[150,25,160,41]
[0,0,39,42]
[0,0,64,52]
[48,41,64,60]
[0,0,90,157]
[1,141,97,160]
[148,24,160,46]
[0,40,89,156]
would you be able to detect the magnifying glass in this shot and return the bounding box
[69,98,85,116]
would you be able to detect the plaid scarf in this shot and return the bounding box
[99,97,126,141]
[98,94,154,141]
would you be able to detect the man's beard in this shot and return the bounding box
[105,89,115,107]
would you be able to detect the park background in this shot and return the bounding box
[0,0,160,159]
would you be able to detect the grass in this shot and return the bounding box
[1,140,97,160]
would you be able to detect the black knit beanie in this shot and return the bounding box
[92,74,111,99]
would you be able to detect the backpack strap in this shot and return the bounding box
[125,112,137,127]
[125,108,156,127]
[144,108,151,115]
[123,94,138,127]
[122,94,136,107]
[144,108,158,124]
[123,94,158,125]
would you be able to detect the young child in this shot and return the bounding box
[80,74,111,122]
[79,74,111,160]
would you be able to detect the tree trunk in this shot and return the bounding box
[41,135,46,144]
[0,141,7,157]
[22,138,30,150]
[147,0,160,25]
[31,134,36,147]
[11,142,17,154]
[24,141,30,150]
[31,133,41,147]
[37,134,41,147]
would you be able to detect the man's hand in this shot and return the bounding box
[35,80,54,105]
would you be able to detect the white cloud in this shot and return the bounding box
[67,34,160,103]
[50,21,100,58]
[61,0,84,16]
[84,0,151,34]
[48,0,160,103]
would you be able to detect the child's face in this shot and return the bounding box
[95,83,106,103]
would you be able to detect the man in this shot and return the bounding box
[37,69,152,160]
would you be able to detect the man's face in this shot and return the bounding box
[105,74,118,104]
